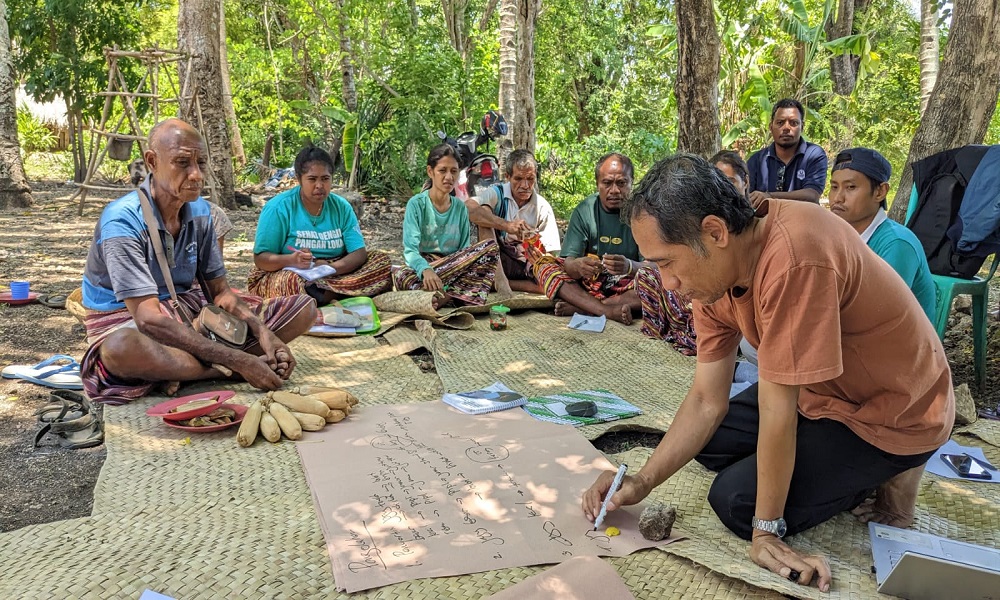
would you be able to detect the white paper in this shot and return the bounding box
[283,263,337,282]
[567,313,606,332]
[924,439,999,483]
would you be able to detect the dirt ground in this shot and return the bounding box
[1,180,997,533]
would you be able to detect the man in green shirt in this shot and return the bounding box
[534,153,644,324]
[828,147,936,322]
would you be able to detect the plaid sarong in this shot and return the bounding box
[635,266,697,355]
[80,289,314,404]
[532,258,635,302]
[392,239,499,305]
[246,249,392,299]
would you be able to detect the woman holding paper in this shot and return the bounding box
[392,144,498,306]
[248,145,392,304]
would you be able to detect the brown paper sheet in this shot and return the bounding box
[296,403,681,593]
[483,556,636,600]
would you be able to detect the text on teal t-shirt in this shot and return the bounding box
[868,219,936,322]
[401,190,471,276]
[253,187,366,259]
[561,193,641,260]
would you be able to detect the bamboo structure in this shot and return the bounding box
[73,46,217,215]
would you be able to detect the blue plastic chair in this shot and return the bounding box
[906,185,998,390]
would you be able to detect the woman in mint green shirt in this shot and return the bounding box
[393,144,498,306]
[247,145,392,304]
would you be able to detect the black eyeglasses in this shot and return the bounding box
[776,164,787,192]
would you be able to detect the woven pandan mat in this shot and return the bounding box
[424,311,694,440]
[609,434,1000,599]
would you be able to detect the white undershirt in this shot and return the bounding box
[859,208,888,244]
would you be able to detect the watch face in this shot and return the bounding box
[775,518,788,537]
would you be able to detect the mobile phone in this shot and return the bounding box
[940,453,993,480]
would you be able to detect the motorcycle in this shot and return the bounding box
[436,110,507,199]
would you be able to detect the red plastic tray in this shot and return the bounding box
[161,403,248,433]
[0,292,39,306]
[145,390,236,421]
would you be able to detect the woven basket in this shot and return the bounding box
[66,287,86,324]
[107,136,134,161]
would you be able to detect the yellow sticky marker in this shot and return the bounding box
[605,526,620,537]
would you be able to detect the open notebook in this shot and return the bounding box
[441,382,527,415]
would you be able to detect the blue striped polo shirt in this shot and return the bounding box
[82,177,225,311]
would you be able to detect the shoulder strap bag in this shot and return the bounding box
[137,188,248,351]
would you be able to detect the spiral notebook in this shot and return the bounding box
[441,382,527,415]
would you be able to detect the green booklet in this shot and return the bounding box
[522,389,640,427]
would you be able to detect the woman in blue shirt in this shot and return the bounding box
[393,144,498,307]
[248,146,392,304]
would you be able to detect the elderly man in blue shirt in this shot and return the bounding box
[80,118,316,403]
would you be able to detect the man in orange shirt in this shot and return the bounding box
[582,154,954,592]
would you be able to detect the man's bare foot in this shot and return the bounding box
[554,301,576,317]
[162,380,181,396]
[603,303,632,325]
[852,465,926,527]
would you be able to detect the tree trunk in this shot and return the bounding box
[337,0,358,114]
[826,0,858,95]
[218,0,246,167]
[674,0,720,157]
[497,0,517,172]
[888,0,1000,222]
[178,0,237,209]
[512,0,539,154]
[442,0,472,122]
[919,0,940,115]
[0,0,31,209]
[67,105,86,184]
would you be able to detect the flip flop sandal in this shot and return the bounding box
[33,412,104,450]
[1,355,83,390]
[37,294,68,309]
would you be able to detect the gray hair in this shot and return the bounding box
[504,149,537,179]
[621,153,756,256]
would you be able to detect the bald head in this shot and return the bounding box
[144,118,208,205]
[148,118,203,153]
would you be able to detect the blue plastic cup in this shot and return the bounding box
[9,281,30,300]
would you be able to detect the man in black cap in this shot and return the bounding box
[828,147,935,322]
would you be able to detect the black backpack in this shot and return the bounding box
[906,145,991,279]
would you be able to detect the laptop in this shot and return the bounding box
[869,522,1000,600]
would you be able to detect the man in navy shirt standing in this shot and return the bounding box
[746,98,828,208]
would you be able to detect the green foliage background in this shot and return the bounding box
[9,0,1000,216]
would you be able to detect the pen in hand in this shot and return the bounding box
[286,244,315,268]
[594,463,628,530]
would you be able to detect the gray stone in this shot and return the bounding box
[954,383,977,426]
[953,295,973,315]
[638,502,677,541]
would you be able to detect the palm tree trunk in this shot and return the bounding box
[0,0,31,208]
[497,0,518,172]
[918,0,940,115]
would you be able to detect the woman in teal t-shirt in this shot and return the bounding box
[392,144,498,306]
[247,146,392,304]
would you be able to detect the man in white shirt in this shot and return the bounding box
[467,150,561,293]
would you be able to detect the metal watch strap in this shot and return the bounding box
[751,516,786,538]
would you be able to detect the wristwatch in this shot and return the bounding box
[751,516,787,538]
